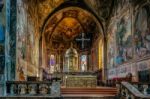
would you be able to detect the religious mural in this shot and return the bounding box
[26,17,35,66]
[16,0,27,80]
[107,21,117,68]
[16,0,38,80]
[116,11,132,65]
[38,0,64,26]
[107,1,150,81]
[134,5,150,58]
[107,11,133,68]
[107,4,133,75]
[16,0,43,80]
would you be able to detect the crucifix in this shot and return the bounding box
[76,33,90,49]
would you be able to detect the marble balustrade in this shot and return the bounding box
[119,82,150,99]
[6,81,60,96]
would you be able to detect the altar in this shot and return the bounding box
[62,44,97,88]
[63,74,97,88]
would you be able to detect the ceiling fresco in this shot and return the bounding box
[38,0,64,25]
[23,0,65,33]
[53,17,83,41]
[23,0,109,51]
[43,7,101,51]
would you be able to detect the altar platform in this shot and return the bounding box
[1,87,117,99]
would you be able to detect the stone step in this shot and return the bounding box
[61,87,118,97]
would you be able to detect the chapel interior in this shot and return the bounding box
[0,0,150,98]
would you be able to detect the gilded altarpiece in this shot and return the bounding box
[64,46,78,72]
[63,46,97,87]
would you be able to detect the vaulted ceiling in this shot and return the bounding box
[84,0,114,20]
[43,7,101,51]
[44,7,99,39]
[24,0,115,51]
[24,0,114,32]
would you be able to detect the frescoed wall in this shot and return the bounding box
[116,11,132,65]
[134,5,150,58]
[107,1,150,81]
[16,0,27,80]
[107,11,132,68]
[16,0,39,80]
[107,21,117,68]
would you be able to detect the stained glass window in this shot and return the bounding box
[80,55,87,72]
[49,55,55,73]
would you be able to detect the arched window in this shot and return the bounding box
[49,54,55,73]
[80,55,87,72]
